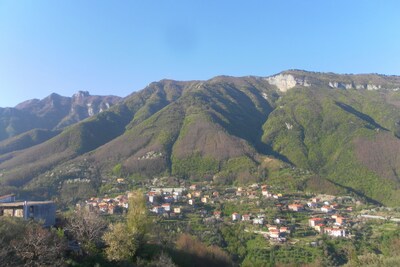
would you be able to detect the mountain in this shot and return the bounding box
[0,91,121,142]
[1,71,400,206]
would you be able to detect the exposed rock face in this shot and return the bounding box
[328,82,382,90]
[0,91,121,141]
[266,71,399,92]
[265,74,310,92]
[328,82,353,89]
[366,84,382,90]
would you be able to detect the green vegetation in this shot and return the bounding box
[1,71,400,205]
[172,154,219,179]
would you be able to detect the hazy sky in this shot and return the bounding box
[1,1,400,107]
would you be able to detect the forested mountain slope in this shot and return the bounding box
[1,71,400,205]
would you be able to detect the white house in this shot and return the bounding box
[324,227,346,237]
[321,205,333,213]
[161,203,171,212]
[253,217,264,225]
[232,213,241,221]
[309,217,324,227]
[151,206,164,214]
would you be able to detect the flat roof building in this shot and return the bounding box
[0,201,56,227]
[0,194,16,203]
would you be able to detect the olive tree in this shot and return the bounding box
[65,208,107,254]
[103,190,150,262]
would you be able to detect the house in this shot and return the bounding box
[261,184,268,190]
[193,191,202,198]
[214,211,222,219]
[164,196,175,203]
[279,227,290,234]
[148,192,158,203]
[236,191,244,197]
[0,194,16,203]
[346,207,353,212]
[189,184,199,191]
[161,203,171,212]
[324,227,346,237]
[288,203,304,212]
[188,199,195,205]
[108,204,117,214]
[98,202,109,213]
[172,194,181,201]
[118,197,129,209]
[309,217,324,227]
[232,213,241,221]
[269,229,280,239]
[173,207,182,214]
[333,215,346,225]
[307,202,318,208]
[242,214,251,221]
[262,189,272,197]
[151,187,186,195]
[275,218,286,224]
[312,197,320,203]
[313,224,324,233]
[201,197,209,203]
[151,206,164,214]
[253,217,264,225]
[247,191,257,199]
[116,178,125,184]
[250,183,259,189]
[268,225,278,231]
[0,201,56,227]
[321,205,333,213]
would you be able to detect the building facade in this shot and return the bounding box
[0,200,56,227]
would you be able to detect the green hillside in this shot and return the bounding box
[1,71,400,205]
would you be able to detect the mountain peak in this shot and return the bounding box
[72,91,90,99]
[265,72,311,92]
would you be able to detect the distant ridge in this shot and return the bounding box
[0,70,399,206]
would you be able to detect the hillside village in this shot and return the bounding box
[80,178,399,248]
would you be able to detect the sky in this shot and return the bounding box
[1,1,400,107]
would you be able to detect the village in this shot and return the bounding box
[1,177,400,266]
[79,177,395,248]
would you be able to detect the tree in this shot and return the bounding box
[174,234,232,267]
[10,222,66,267]
[126,190,150,243]
[65,208,107,254]
[103,190,151,262]
[0,217,26,266]
[0,218,66,267]
[102,222,139,262]
[149,252,177,267]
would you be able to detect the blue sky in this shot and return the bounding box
[1,1,400,107]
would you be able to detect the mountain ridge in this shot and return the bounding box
[1,70,400,206]
[0,91,121,142]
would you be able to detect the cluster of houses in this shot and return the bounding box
[81,182,356,242]
[226,187,354,239]
[237,184,283,199]
[83,195,129,214]
[147,187,186,218]
[143,183,355,240]
[308,214,347,237]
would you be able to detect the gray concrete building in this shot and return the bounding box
[0,200,56,227]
